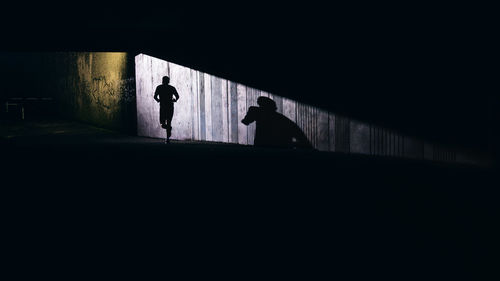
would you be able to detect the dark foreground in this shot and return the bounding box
[1,120,498,278]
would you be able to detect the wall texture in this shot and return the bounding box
[0,52,137,133]
[0,52,487,165]
[136,54,333,148]
[135,53,485,165]
[51,52,136,133]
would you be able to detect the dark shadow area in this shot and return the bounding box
[0,52,138,134]
[242,97,312,149]
[0,97,58,121]
[1,4,494,153]
[0,3,497,278]
[0,119,498,278]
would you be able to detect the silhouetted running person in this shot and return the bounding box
[154,76,179,143]
[242,96,313,149]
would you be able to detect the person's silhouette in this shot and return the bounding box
[242,96,313,149]
[154,76,179,143]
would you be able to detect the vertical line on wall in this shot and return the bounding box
[150,58,154,96]
[197,71,201,139]
[302,105,313,143]
[342,118,345,152]
[315,107,318,148]
[200,72,206,141]
[316,108,319,148]
[384,129,386,156]
[312,107,315,147]
[332,114,335,152]
[378,128,381,156]
[307,105,311,147]
[396,133,398,156]
[396,134,399,156]
[308,105,310,146]
[336,115,339,152]
[226,80,230,142]
[296,101,298,126]
[391,131,394,157]
[299,104,302,143]
[312,107,315,148]
[400,135,402,156]
[369,125,372,155]
[211,75,214,142]
[393,133,396,156]
[303,104,306,144]
[388,130,391,156]
[341,117,344,153]
[387,130,390,156]
[298,104,302,142]
[398,135,402,156]
[306,105,309,146]
[400,135,403,156]
[305,105,308,145]
[327,111,331,152]
[386,129,388,156]
[395,134,398,156]
[191,70,195,140]
[388,130,394,156]
[340,117,343,152]
[245,86,249,144]
[395,133,398,156]
[348,118,350,153]
[402,136,405,158]
[382,129,387,156]
[302,104,305,137]
[377,127,380,156]
[377,127,380,155]
[384,129,387,156]
[316,108,318,148]
[195,70,200,140]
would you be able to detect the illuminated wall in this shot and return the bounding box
[0,52,136,131]
[53,52,136,132]
[135,53,334,148]
[135,53,484,165]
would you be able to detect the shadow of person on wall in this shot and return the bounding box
[242,96,313,149]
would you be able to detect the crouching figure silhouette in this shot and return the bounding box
[241,96,313,149]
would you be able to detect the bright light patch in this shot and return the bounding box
[134,53,475,165]
[135,53,333,150]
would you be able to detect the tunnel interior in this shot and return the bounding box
[0,51,490,166]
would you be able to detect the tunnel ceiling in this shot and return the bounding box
[1,2,495,150]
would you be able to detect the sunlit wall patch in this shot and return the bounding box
[134,53,483,165]
[135,53,333,150]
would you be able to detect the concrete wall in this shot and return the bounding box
[0,52,136,132]
[136,54,334,148]
[0,52,487,166]
[135,53,485,165]
[51,52,136,133]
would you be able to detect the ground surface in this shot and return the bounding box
[1,119,497,278]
